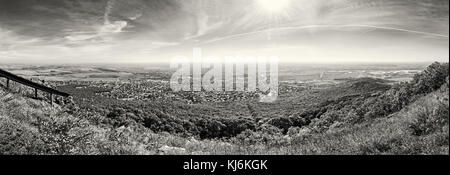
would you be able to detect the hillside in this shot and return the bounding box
[0,62,448,155]
[0,87,178,154]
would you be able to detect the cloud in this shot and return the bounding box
[101,21,128,34]
[0,28,44,60]
[64,0,128,43]
[0,0,448,63]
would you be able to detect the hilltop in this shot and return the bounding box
[0,62,448,155]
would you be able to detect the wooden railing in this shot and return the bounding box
[0,68,70,103]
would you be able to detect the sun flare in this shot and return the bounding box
[256,0,291,14]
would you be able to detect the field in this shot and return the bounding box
[0,62,448,155]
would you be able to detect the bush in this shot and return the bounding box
[233,125,290,147]
[409,93,449,136]
[309,111,345,132]
[412,62,449,94]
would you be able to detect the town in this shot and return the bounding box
[170,48,279,94]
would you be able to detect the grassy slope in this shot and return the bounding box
[0,88,179,155]
[288,87,449,155]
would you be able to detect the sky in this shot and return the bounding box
[0,0,448,63]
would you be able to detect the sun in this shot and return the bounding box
[256,0,291,14]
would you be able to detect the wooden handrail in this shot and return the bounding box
[0,68,70,97]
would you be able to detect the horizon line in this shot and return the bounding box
[1,60,446,66]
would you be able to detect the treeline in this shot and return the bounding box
[99,102,256,139]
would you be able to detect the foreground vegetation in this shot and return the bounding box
[0,62,448,155]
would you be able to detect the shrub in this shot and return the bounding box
[233,126,290,148]
[409,93,449,136]
[412,62,449,94]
